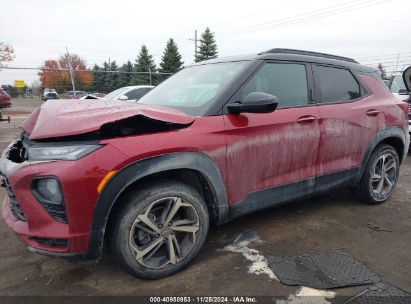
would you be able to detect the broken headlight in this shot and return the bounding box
[27,144,101,161]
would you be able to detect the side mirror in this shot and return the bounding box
[227,92,278,114]
[118,95,128,101]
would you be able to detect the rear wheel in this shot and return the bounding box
[353,144,400,204]
[109,180,209,279]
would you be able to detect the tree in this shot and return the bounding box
[130,45,156,85]
[0,43,15,66]
[59,54,93,89]
[160,38,184,74]
[195,27,218,63]
[38,54,93,91]
[118,61,133,87]
[104,60,119,92]
[377,63,387,79]
[90,64,109,93]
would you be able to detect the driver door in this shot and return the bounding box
[223,62,321,207]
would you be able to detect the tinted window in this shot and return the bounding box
[241,63,308,108]
[317,66,361,103]
[125,88,146,100]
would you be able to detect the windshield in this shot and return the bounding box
[139,61,249,116]
[390,75,407,93]
[104,87,130,100]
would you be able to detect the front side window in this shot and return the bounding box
[140,61,249,116]
[316,66,361,103]
[241,63,309,108]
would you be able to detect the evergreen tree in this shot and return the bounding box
[195,27,218,63]
[160,38,184,73]
[106,60,119,92]
[130,45,156,85]
[101,61,110,92]
[377,63,387,79]
[91,64,104,92]
[118,61,133,87]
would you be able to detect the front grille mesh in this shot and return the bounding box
[1,176,26,221]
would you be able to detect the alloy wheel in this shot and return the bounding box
[128,196,200,269]
[370,153,397,200]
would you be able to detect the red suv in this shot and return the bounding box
[1,49,409,279]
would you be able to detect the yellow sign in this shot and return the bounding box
[14,80,26,88]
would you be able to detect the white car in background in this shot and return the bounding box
[388,74,409,101]
[81,85,154,101]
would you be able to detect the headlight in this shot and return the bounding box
[27,144,100,161]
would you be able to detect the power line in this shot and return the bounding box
[210,0,303,27]
[219,0,393,37]
[0,66,174,75]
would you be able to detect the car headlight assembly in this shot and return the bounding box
[27,144,101,161]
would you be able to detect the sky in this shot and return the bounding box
[0,0,410,86]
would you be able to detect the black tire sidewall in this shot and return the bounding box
[109,180,209,279]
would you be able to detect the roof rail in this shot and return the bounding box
[258,48,358,64]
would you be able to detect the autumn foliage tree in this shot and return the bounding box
[38,54,93,91]
[0,43,15,66]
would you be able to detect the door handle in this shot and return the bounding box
[297,115,317,124]
[366,109,381,117]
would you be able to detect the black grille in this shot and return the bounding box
[29,237,68,248]
[1,176,26,221]
[408,103,411,117]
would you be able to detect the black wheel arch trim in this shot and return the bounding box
[85,152,229,260]
[356,126,408,184]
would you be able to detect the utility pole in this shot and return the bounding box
[189,30,198,61]
[66,47,76,94]
[395,53,400,73]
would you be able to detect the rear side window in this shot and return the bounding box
[316,66,361,103]
[241,63,308,108]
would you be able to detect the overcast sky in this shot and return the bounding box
[1,0,410,85]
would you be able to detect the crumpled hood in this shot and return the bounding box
[21,99,195,140]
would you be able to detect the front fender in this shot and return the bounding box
[85,152,228,260]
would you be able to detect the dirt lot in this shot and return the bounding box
[0,100,410,301]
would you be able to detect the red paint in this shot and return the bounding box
[2,72,409,255]
[0,89,12,109]
[21,99,195,140]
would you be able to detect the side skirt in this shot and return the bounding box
[228,167,360,221]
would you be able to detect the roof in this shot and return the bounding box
[192,48,376,74]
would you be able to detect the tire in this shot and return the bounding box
[109,179,209,279]
[353,144,400,204]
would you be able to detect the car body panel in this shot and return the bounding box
[21,99,195,140]
[223,106,320,203]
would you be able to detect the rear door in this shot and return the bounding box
[313,64,381,185]
[223,61,321,205]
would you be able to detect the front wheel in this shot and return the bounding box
[353,144,400,204]
[109,180,209,279]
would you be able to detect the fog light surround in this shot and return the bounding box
[32,177,67,223]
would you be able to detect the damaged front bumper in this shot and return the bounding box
[0,137,128,260]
